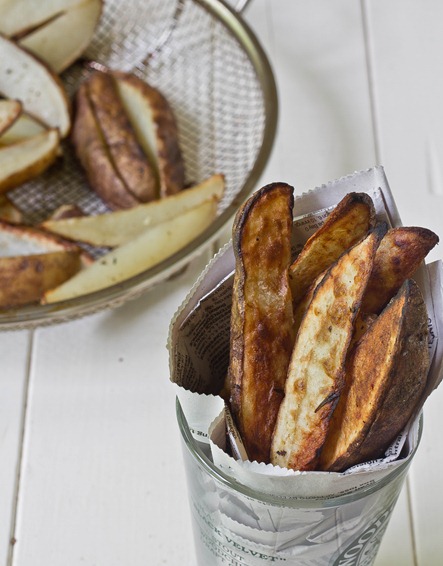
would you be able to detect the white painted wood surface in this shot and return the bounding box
[1,1,442,565]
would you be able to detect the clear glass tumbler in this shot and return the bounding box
[177,399,422,566]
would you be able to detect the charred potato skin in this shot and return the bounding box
[319,279,429,472]
[0,250,82,308]
[228,183,295,464]
[362,226,439,314]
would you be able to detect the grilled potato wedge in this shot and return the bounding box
[0,220,88,308]
[319,279,429,472]
[228,183,295,463]
[271,225,385,471]
[289,192,376,306]
[0,111,46,145]
[362,227,439,314]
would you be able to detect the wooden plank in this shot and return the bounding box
[10,256,210,566]
[0,331,31,565]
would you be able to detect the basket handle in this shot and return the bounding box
[230,0,251,12]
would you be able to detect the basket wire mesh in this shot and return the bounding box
[4,0,277,329]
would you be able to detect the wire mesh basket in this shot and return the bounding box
[3,0,277,329]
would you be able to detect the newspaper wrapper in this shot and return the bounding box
[169,167,443,565]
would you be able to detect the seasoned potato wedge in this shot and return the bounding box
[362,227,439,314]
[228,183,295,463]
[271,225,385,471]
[72,70,185,209]
[289,192,376,306]
[0,34,71,137]
[0,128,60,193]
[43,198,218,303]
[42,174,224,247]
[0,98,21,135]
[319,279,429,472]
[0,220,89,308]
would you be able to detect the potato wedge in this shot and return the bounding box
[0,111,46,145]
[71,80,140,210]
[0,33,71,137]
[289,192,376,306]
[0,128,60,193]
[114,71,185,198]
[0,98,21,135]
[41,174,224,247]
[228,183,295,463]
[362,226,439,314]
[0,220,88,308]
[85,70,157,203]
[17,0,102,72]
[319,279,429,472]
[271,225,385,471]
[43,198,218,303]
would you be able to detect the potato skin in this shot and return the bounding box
[0,250,82,308]
[319,279,429,472]
[71,80,140,210]
[86,71,158,203]
[228,183,295,463]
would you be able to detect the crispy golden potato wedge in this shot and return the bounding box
[43,198,217,303]
[319,279,429,472]
[289,192,376,306]
[41,174,224,247]
[113,71,185,199]
[228,183,295,463]
[17,0,102,73]
[0,128,60,193]
[0,98,21,135]
[271,225,386,471]
[0,220,89,308]
[0,34,71,137]
[362,227,439,314]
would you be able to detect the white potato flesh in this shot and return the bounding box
[19,0,102,73]
[0,128,60,191]
[42,174,225,247]
[44,198,218,302]
[115,76,159,178]
[0,220,77,257]
[0,0,87,36]
[0,35,71,137]
[0,111,46,145]
[0,98,21,135]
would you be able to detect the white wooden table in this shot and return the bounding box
[1,1,443,565]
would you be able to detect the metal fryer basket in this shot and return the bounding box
[4,0,277,329]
